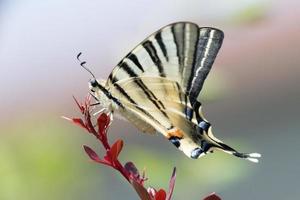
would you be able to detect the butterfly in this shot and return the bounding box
[84,22,261,163]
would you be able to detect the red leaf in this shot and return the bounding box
[83,145,100,161]
[155,189,167,200]
[83,145,111,165]
[203,193,221,200]
[166,167,176,200]
[97,113,110,133]
[110,139,123,161]
[72,118,88,130]
[131,179,152,200]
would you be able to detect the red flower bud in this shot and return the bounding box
[155,189,167,200]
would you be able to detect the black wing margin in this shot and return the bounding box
[186,27,224,106]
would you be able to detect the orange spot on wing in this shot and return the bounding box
[167,128,184,139]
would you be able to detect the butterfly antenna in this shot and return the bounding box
[77,52,96,79]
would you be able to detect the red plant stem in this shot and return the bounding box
[94,129,130,182]
[72,98,140,188]
[114,160,131,182]
[97,134,110,150]
[71,96,222,200]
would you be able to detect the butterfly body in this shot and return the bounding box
[89,22,261,162]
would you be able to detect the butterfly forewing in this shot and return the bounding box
[106,22,223,106]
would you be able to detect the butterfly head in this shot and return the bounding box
[89,78,113,109]
[89,78,100,89]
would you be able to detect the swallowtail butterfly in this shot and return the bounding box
[85,22,261,162]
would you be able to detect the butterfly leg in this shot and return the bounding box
[90,102,100,107]
[108,111,114,123]
[93,108,106,116]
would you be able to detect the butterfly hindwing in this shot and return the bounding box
[110,76,261,161]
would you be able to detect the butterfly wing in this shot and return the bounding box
[106,22,224,105]
[102,22,260,162]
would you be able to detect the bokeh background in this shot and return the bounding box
[1,0,299,199]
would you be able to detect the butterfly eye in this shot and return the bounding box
[89,79,98,88]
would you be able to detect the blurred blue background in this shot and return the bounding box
[0,0,299,199]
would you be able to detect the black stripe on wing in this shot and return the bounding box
[113,82,163,126]
[127,53,145,72]
[117,62,170,119]
[142,40,166,77]
[171,23,184,75]
[154,31,169,62]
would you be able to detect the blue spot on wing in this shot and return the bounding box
[169,136,181,148]
[191,147,204,159]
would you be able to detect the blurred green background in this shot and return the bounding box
[0,0,299,199]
